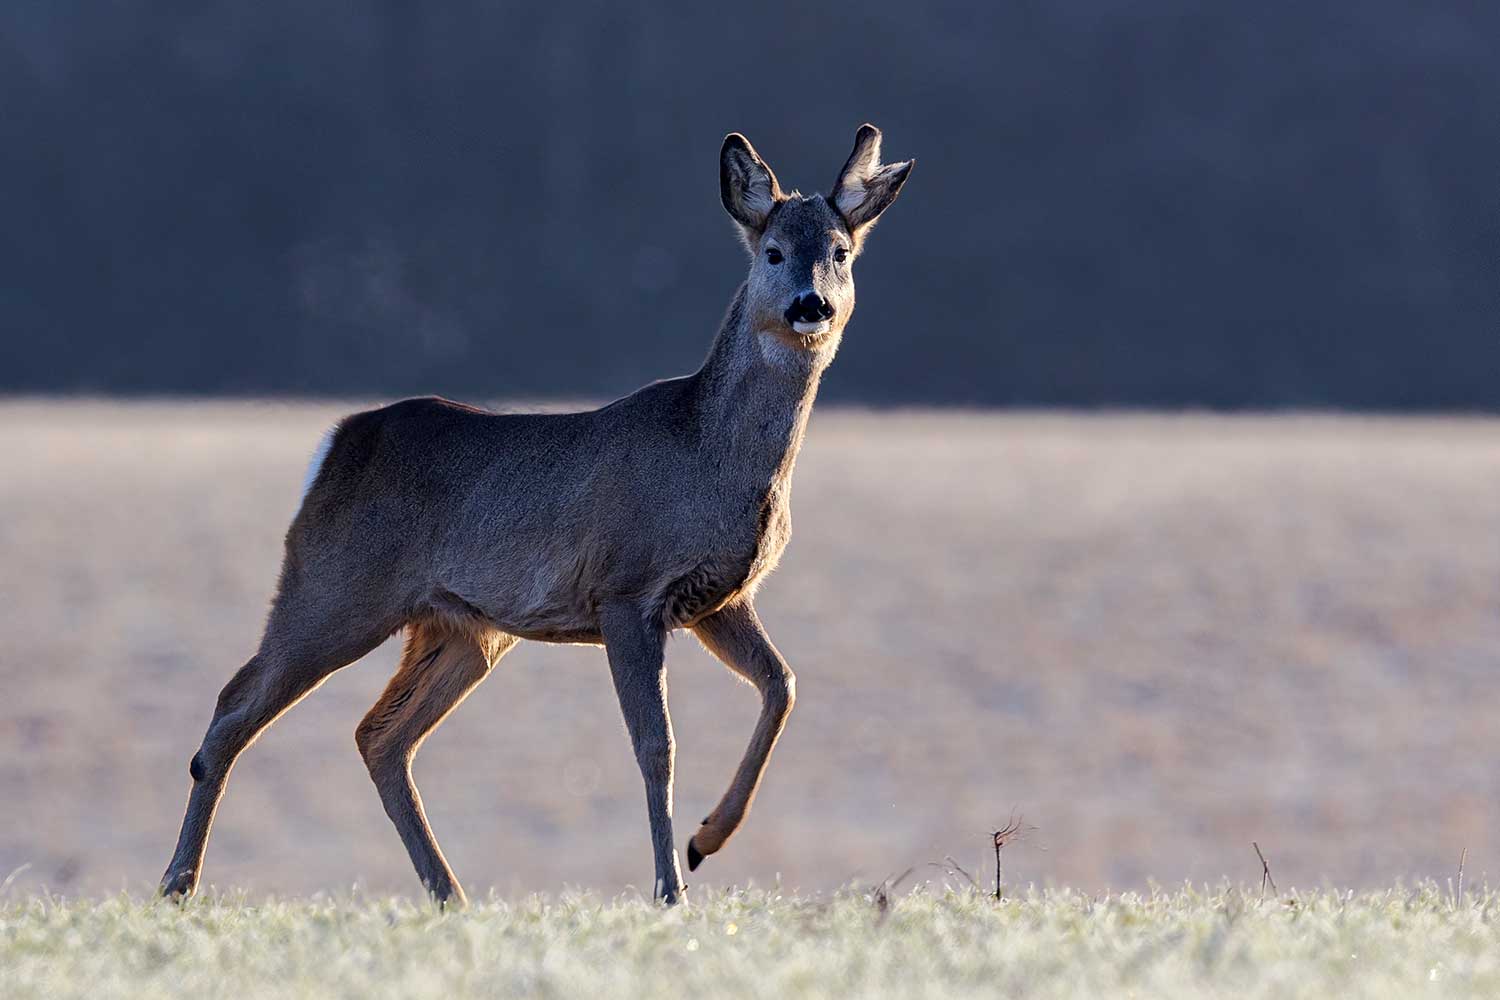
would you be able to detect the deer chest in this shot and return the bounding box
[661,484,792,627]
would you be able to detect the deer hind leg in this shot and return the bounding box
[356,621,517,907]
[686,599,795,872]
[160,581,396,901]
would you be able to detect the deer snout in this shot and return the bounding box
[785,292,835,335]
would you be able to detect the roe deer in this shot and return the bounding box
[160,124,913,906]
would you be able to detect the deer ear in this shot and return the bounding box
[831,124,914,233]
[720,133,783,239]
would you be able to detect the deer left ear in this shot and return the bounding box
[831,124,914,234]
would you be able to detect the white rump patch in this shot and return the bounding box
[298,426,337,510]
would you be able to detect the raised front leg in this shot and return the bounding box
[599,602,684,903]
[686,598,795,871]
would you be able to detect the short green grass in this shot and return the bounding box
[4,885,1498,998]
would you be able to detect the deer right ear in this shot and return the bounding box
[720,133,783,242]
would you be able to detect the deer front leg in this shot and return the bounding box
[599,602,684,903]
[686,599,795,872]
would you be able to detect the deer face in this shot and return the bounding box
[721,126,913,352]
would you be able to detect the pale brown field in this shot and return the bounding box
[0,401,1496,900]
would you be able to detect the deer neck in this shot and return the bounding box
[691,283,831,492]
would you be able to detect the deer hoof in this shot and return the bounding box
[657,880,687,906]
[159,870,198,902]
[687,839,704,872]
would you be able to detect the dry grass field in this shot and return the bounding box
[8,886,1500,999]
[0,401,1497,901]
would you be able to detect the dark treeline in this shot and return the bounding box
[2,2,1495,407]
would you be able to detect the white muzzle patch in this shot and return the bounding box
[792,320,832,337]
[298,427,337,510]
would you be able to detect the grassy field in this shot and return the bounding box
[1,402,1498,902]
[4,885,1499,998]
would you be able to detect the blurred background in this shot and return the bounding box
[1,1,1496,405]
[1,3,1497,900]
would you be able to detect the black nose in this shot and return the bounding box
[785,292,834,325]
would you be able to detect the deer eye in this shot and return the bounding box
[834,246,849,264]
[765,247,784,265]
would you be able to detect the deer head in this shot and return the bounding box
[720,124,913,353]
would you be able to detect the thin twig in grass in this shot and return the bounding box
[992,812,1033,900]
[1253,842,1276,897]
[1456,847,1468,909]
[927,856,979,891]
[0,863,31,897]
[872,867,915,925]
